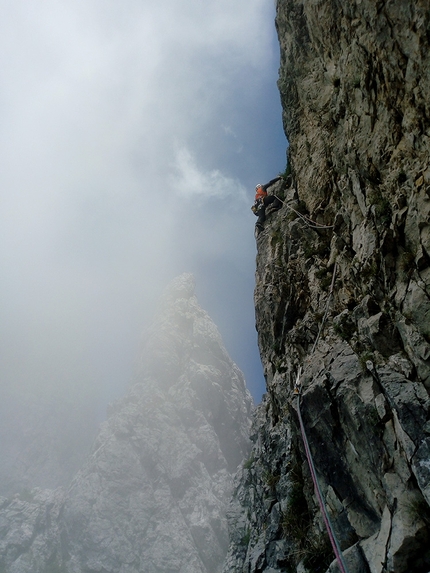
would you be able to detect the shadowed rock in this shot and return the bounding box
[223,1,430,572]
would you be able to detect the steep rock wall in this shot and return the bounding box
[224,2,430,572]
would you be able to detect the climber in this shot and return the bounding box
[252,176,282,232]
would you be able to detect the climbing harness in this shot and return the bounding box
[296,387,350,573]
[251,198,263,215]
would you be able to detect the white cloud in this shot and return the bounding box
[0,0,285,433]
[170,146,247,202]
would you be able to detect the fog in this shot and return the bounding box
[0,0,286,492]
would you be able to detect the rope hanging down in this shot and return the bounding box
[274,186,346,568]
[296,388,350,573]
[292,261,348,572]
[311,262,337,354]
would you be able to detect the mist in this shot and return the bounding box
[0,0,286,493]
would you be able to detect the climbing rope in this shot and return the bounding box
[273,194,335,230]
[296,392,350,573]
[292,261,347,571]
[311,261,337,354]
[270,185,346,569]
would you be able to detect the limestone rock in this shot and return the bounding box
[224,1,430,572]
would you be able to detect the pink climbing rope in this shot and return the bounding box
[297,396,350,573]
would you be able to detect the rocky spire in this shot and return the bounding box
[0,274,253,573]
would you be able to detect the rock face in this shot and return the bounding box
[0,274,253,573]
[224,2,430,573]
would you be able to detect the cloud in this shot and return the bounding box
[170,146,247,202]
[0,0,287,473]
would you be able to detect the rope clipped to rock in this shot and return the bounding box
[292,263,349,573]
[274,194,335,230]
[296,384,350,573]
[311,261,337,354]
[270,186,346,569]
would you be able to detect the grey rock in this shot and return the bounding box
[328,543,368,573]
[0,274,253,573]
[223,1,430,572]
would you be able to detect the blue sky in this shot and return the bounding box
[0,0,287,428]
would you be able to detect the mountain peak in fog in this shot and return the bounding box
[0,275,253,573]
[162,272,196,301]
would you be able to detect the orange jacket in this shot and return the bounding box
[255,185,267,201]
